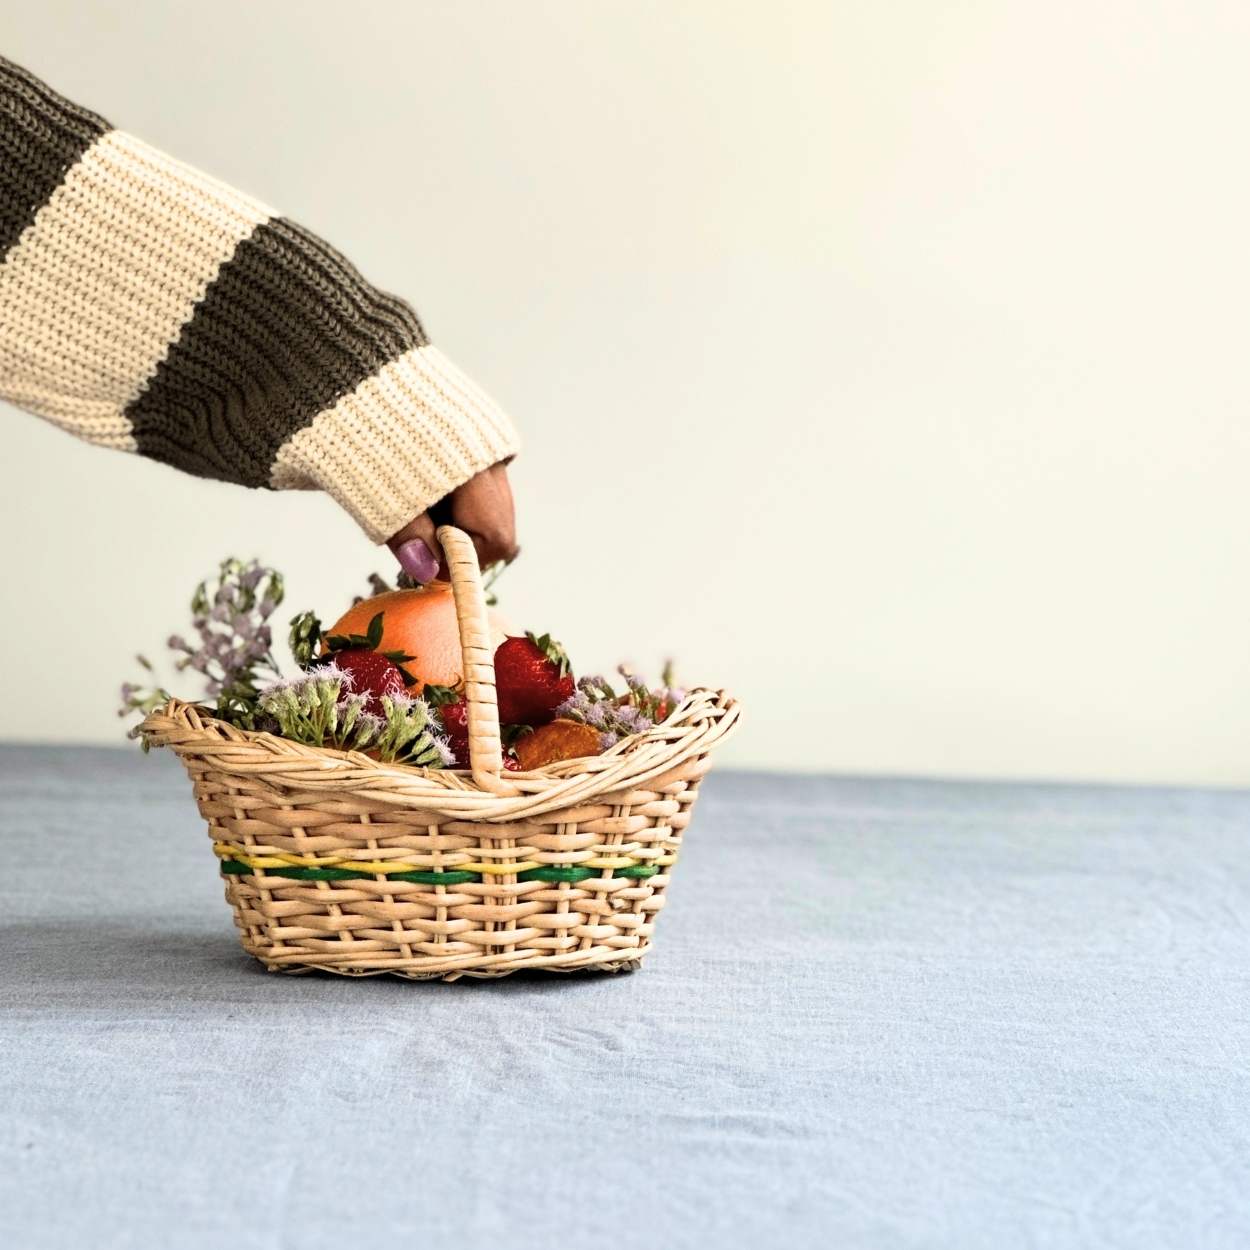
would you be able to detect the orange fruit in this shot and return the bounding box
[322,585,510,692]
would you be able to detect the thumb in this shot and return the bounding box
[387,511,442,582]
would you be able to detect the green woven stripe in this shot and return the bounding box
[616,865,660,879]
[221,861,664,884]
[515,864,660,881]
[219,861,479,884]
[219,862,368,881]
[517,866,597,883]
[388,869,479,885]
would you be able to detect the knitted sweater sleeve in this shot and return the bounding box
[0,56,519,543]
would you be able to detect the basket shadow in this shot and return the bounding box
[271,963,639,991]
[1,918,248,992]
[1,918,636,997]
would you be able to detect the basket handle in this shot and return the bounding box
[436,525,520,795]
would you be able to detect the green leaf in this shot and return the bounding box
[481,560,507,608]
[525,631,572,678]
[288,610,322,669]
[501,723,533,747]
[423,682,461,707]
[365,613,384,650]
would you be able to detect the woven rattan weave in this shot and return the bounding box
[141,527,739,980]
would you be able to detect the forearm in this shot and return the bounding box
[0,56,518,541]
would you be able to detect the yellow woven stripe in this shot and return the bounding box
[212,842,401,874]
[211,842,674,876]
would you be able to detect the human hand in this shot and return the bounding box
[387,462,518,581]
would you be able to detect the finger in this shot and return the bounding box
[386,511,442,582]
[451,464,520,568]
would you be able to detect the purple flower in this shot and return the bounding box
[124,554,289,735]
[619,667,648,694]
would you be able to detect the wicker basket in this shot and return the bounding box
[141,526,740,980]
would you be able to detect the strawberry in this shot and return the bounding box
[320,612,417,681]
[494,632,574,726]
[307,609,421,715]
[441,705,470,766]
[323,649,408,715]
[435,702,523,770]
[426,684,469,766]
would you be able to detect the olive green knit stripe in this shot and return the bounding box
[0,56,111,259]
[126,216,425,488]
[219,860,660,884]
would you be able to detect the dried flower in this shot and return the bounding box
[256,668,448,766]
[122,557,286,731]
[557,680,653,745]
[618,666,648,695]
[551,660,684,750]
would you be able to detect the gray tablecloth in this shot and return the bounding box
[2,745,1247,1249]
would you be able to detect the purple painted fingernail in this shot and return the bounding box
[396,538,439,583]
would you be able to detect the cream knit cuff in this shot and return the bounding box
[269,344,521,543]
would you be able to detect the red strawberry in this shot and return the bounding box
[494,632,574,727]
[327,649,408,715]
[438,699,469,737]
[426,685,469,766]
[433,703,523,770]
[442,705,470,766]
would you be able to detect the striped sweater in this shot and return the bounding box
[0,57,519,542]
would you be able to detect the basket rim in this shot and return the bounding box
[140,687,740,821]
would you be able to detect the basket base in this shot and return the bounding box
[242,940,650,983]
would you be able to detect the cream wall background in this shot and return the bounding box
[3,2,1249,784]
